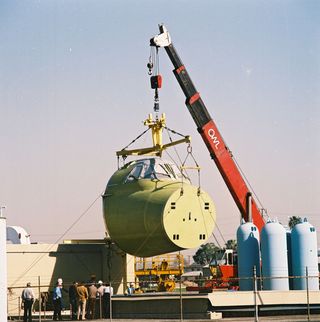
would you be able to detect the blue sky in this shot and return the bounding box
[1,1,319,251]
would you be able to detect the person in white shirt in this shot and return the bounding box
[97,280,105,297]
[21,282,35,322]
[96,281,105,318]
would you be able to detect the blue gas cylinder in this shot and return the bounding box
[291,218,319,290]
[237,220,260,291]
[261,220,289,290]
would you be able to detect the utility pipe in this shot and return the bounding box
[246,192,252,223]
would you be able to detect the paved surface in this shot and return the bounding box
[7,315,320,321]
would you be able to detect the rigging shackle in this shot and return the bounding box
[154,88,159,112]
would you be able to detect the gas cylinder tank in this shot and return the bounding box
[261,220,289,290]
[103,158,216,257]
[236,220,260,291]
[291,218,319,290]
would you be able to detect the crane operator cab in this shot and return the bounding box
[103,157,216,257]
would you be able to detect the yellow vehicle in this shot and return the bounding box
[134,253,184,292]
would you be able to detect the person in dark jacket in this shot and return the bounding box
[53,281,63,321]
[103,282,113,318]
[68,281,78,320]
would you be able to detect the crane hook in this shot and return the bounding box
[147,49,154,75]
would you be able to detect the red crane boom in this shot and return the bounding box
[150,25,265,231]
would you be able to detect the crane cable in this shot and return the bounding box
[232,155,267,218]
[216,130,267,218]
[117,127,151,168]
[162,125,202,196]
[164,127,229,248]
[148,46,160,77]
[163,126,192,181]
[181,144,201,194]
[148,46,161,113]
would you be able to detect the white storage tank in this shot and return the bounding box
[291,218,319,290]
[261,220,289,290]
[237,220,260,291]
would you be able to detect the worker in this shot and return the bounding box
[127,282,135,295]
[160,259,168,270]
[103,282,113,318]
[97,280,105,296]
[87,282,98,319]
[76,281,88,320]
[68,281,78,321]
[96,280,105,318]
[52,281,63,321]
[21,282,35,322]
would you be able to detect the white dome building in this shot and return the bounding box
[6,226,31,244]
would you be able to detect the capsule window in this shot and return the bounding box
[204,202,210,210]
[310,227,315,232]
[125,165,143,183]
[171,202,176,209]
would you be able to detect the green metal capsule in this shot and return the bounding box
[103,158,216,257]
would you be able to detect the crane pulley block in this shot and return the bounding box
[150,75,162,89]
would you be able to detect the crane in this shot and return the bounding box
[150,25,265,231]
